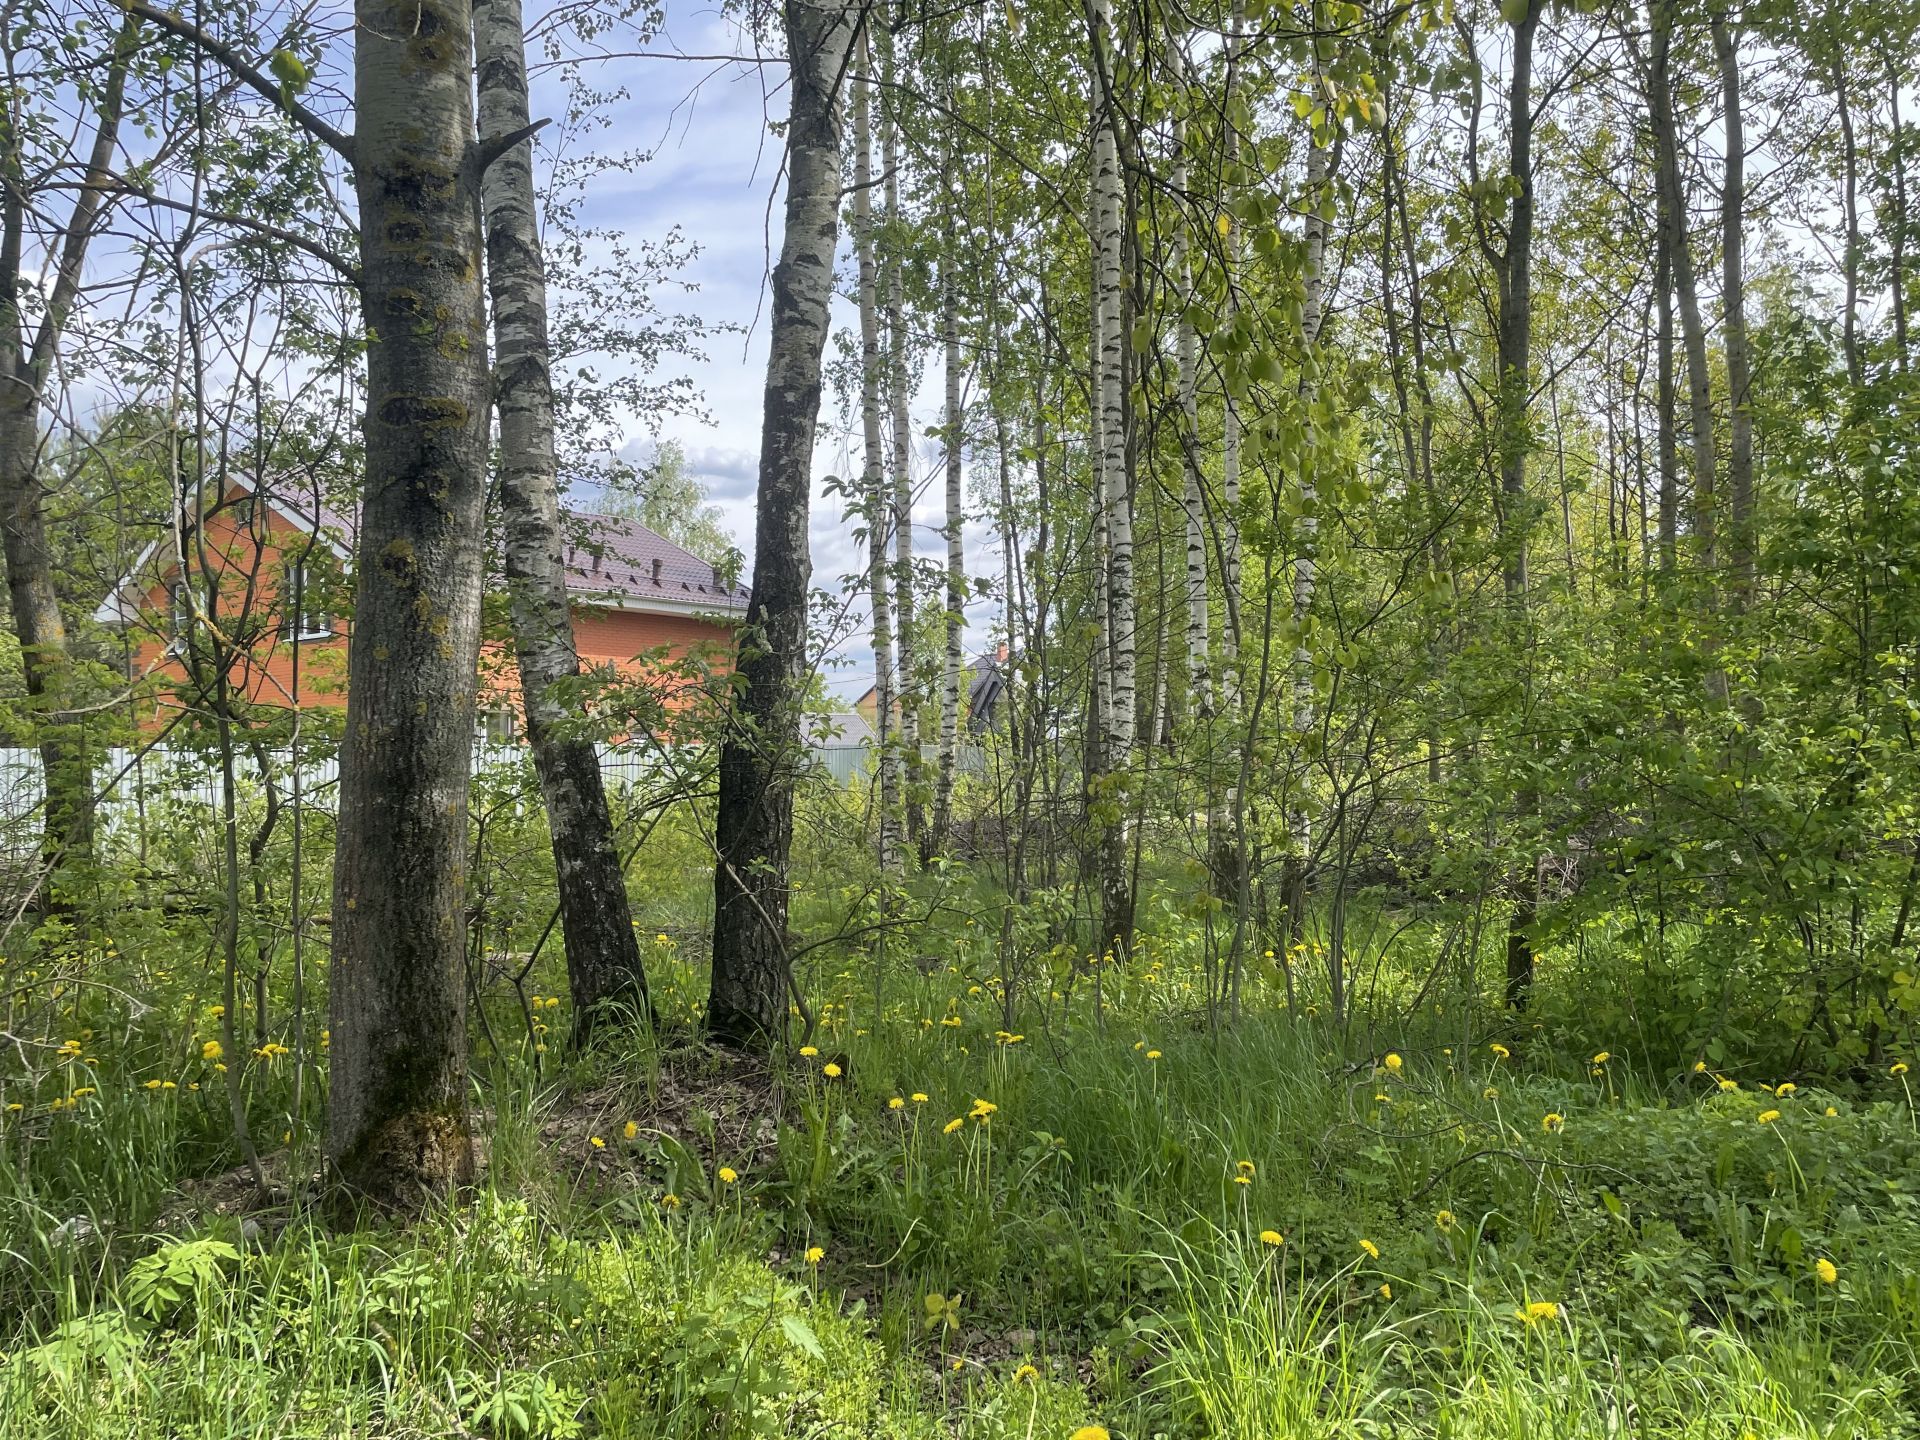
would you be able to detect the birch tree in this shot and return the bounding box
[709,0,858,1045]
[476,0,650,1038]
[852,31,900,876]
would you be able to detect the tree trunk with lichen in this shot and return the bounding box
[708,0,857,1046]
[476,0,649,1040]
[327,0,491,1201]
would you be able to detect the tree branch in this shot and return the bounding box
[474,117,552,176]
[125,3,356,165]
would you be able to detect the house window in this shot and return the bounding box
[170,580,196,638]
[478,708,517,745]
[281,563,331,641]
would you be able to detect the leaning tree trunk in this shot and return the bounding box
[477,0,650,1040]
[328,0,493,1200]
[708,0,857,1046]
[0,16,138,911]
[852,34,900,876]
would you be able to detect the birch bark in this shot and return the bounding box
[708,0,858,1044]
[852,35,900,875]
[477,0,650,1037]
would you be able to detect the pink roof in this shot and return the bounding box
[559,510,748,614]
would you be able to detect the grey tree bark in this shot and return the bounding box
[708,0,858,1045]
[476,0,650,1039]
[328,0,493,1199]
[1649,0,1718,579]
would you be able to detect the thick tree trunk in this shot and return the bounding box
[1655,234,1678,573]
[476,0,649,1040]
[1712,17,1754,610]
[708,0,856,1046]
[328,0,492,1200]
[0,17,138,907]
[852,36,899,876]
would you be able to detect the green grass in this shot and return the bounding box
[2,898,1918,1437]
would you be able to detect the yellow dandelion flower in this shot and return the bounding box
[624,1120,638,1140]
[1069,1429,1111,1440]
[1379,1282,1392,1299]
[1815,1258,1837,1284]
[1359,1238,1380,1260]
[718,1166,738,1184]
[912,1092,929,1104]
[1236,1160,1256,1178]
[1436,1209,1457,1232]
[889,1096,905,1110]
[660,1193,681,1209]
[944,1117,965,1135]
[1013,1363,1039,1383]
[1542,1113,1564,1133]
[1693,1060,1707,1073]
[822,1062,842,1078]
[1592,1051,1611,1065]
[1825,1106,1838,1116]
[1489,1043,1510,1059]
[1718,1077,1739,1091]
[799,1045,818,1057]
[1483,1086,1500,1100]
[590,1136,606,1149]
[805,1245,825,1264]
[1258,1229,1284,1247]
[1775,1082,1797,1097]
[1146,1049,1162,1060]
[1758,1109,1781,1124]
[1892,1062,1909,1076]
[201,1040,223,1062]
[968,1098,997,1120]
[144,1079,163,1091]
[1516,1300,1560,1324]
[1384,1053,1404,1074]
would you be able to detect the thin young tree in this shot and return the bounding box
[851,30,901,875]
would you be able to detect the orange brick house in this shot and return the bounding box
[93,474,745,733]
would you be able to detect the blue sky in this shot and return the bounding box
[548,6,1003,703]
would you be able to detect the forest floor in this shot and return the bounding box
[3,921,1918,1438]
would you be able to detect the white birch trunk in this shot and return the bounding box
[477,0,649,1034]
[1089,0,1134,752]
[882,18,921,845]
[930,256,965,850]
[852,35,900,875]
